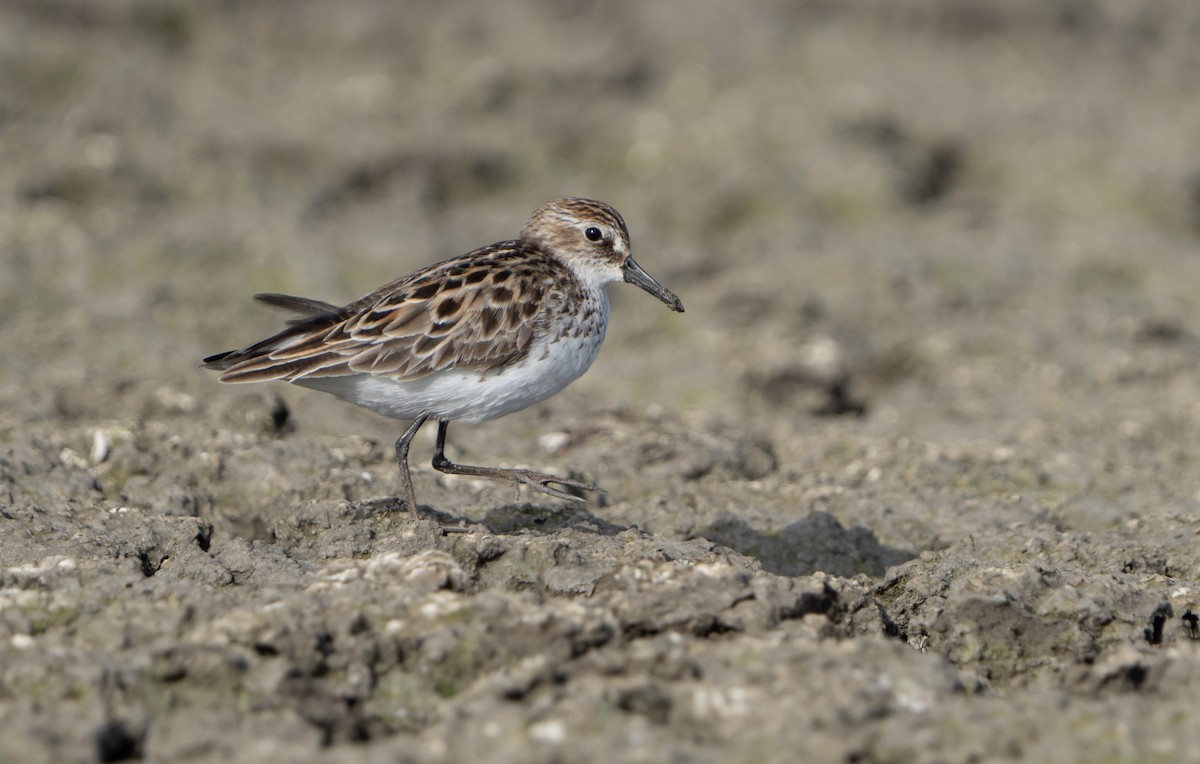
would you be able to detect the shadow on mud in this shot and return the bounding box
[472,502,629,536]
[695,511,914,578]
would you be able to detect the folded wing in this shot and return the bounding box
[202,243,560,384]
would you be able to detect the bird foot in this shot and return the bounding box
[500,468,601,503]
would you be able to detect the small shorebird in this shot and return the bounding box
[203,198,684,511]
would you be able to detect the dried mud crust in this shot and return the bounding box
[4,407,1200,762]
[5,0,1200,762]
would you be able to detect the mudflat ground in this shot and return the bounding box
[4,1,1200,761]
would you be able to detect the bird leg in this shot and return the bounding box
[394,413,430,511]
[431,420,599,503]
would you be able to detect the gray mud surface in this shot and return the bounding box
[4,2,1200,762]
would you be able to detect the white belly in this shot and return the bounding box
[294,311,608,423]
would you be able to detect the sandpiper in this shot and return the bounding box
[203,198,684,510]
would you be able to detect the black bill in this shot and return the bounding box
[622,257,684,313]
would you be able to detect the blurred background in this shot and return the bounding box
[3,0,1200,501]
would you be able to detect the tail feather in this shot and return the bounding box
[201,349,239,370]
[213,352,349,383]
[201,292,347,379]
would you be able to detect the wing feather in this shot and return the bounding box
[253,293,342,324]
[203,242,570,385]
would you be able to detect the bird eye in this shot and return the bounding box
[584,226,604,242]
